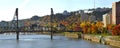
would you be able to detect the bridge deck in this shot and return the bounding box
[0,30,82,33]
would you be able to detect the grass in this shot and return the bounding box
[91,33,120,41]
[88,33,111,36]
[110,36,120,41]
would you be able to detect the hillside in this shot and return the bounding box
[21,7,111,27]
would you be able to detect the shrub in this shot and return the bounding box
[112,24,120,35]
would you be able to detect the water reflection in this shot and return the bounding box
[0,34,119,48]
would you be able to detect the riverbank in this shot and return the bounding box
[82,34,120,47]
[64,32,120,47]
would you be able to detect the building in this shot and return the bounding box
[0,21,9,30]
[95,8,111,12]
[8,21,15,30]
[7,20,25,30]
[63,10,70,16]
[112,1,120,25]
[103,13,112,27]
[89,15,96,22]
[84,10,96,22]
[57,23,66,30]
[18,20,25,28]
[79,10,89,22]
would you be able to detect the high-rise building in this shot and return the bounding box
[112,1,120,25]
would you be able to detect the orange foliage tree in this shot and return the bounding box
[80,21,104,34]
[90,23,97,34]
[106,24,115,34]
[73,23,81,31]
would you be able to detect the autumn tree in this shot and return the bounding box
[90,23,97,34]
[73,23,81,31]
[95,21,104,34]
[80,21,91,34]
[106,24,115,34]
[80,21,104,34]
[112,24,120,35]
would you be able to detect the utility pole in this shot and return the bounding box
[50,8,54,40]
[94,0,95,9]
[15,8,19,40]
[94,0,97,22]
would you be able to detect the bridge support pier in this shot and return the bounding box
[15,8,19,40]
[16,31,19,40]
[51,31,53,40]
[50,8,54,40]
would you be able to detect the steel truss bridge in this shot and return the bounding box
[0,8,82,40]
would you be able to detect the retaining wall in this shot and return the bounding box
[65,32,79,39]
[83,34,120,47]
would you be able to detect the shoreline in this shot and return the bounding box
[82,34,120,48]
[63,32,120,48]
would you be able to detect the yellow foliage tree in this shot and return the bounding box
[80,21,104,34]
[91,23,97,34]
[95,21,104,33]
[80,21,91,34]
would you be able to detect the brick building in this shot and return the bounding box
[112,1,120,25]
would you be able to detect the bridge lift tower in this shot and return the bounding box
[13,8,19,40]
[50,8,54,40]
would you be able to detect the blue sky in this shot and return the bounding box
[0,0,119,21]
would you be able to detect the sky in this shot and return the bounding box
[0,0,119,21]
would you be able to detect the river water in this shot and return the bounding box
[0,34,119,48]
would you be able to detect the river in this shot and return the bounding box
[0,34,119,48]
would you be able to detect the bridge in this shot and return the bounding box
[0,30,82,33]
[0,8,82,40]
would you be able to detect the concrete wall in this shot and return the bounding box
[83,34,120,47]
[65,32,79,39]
